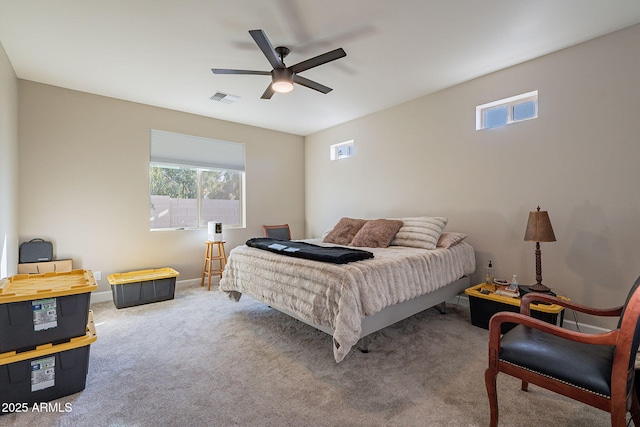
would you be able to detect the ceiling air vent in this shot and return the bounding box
[210,92,240,104]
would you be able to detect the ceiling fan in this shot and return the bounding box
[212,29,346,99]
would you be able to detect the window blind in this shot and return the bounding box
[150,129,245,172]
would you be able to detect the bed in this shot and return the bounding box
[219,217,476,362]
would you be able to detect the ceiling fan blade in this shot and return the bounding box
[292,74,332,94]
[261,84,275,99]
[211,69,271,75]
[249,29,284,69]
[289,48,346,74]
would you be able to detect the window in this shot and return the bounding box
[476,90,538,130]
[330,140,355,160]
[149,130,245,230]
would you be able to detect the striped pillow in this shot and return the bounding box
[390,217,448,250]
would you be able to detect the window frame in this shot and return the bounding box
[149,129,247,232]
[476,90,538,130]
[149,162,245,231]
[330,140,355,160]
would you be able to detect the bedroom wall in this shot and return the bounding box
[0,40,19,279]
[305,24,640,329]
[18,81,305,293]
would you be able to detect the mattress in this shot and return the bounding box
[220,238,476,362]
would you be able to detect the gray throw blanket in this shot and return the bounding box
[245,237,374,263]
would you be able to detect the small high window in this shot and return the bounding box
[476,91,538,130]
[330,140,355,160]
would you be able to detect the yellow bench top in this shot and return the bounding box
[107,267,179,285]
[0,269,97,304]
[465,283,567,314]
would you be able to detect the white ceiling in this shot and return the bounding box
[1,0,640,136]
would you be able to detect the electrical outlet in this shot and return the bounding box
[94,271,101,281]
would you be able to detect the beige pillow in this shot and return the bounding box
[350,219,403,248]
[437,232,467,248]
[390,217,448,250]
[323,217,368,246]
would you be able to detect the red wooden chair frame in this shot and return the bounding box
[485,286,640,427]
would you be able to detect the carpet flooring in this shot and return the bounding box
[2,282,610,426]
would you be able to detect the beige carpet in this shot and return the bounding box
[3,282,611,426]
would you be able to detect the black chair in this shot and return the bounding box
[262,224,291,240]
[485,277,640,427]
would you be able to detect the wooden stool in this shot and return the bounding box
[201,241,227,291]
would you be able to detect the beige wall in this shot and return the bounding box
[305,25,640,328]
[0,41,19,279]
[12,24,640,328]
[18,81,305,292]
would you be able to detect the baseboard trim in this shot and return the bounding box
[90,278,202,306]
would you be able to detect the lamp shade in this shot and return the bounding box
[524,206,556,242]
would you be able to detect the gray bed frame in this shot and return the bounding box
[272,275,470,352]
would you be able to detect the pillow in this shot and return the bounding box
[323,217,368,245]
[437,232,467,248]
[321,218,341,240]
[390,217,448,250]
[350,219,403,248]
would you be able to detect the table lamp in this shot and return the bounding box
[524,206,556,292]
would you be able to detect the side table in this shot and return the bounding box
[464,283,567,334]
[201,241,227,291]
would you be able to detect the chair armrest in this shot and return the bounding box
[487,311,619,351]
[520,292,624,317]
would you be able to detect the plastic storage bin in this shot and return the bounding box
[0,270,97,353]
[464,283,565,333]
[108,268,179,309]
[0,311,96,411]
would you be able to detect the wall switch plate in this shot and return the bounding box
[94,271,101,281]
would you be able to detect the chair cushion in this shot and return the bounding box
[500,325,615,397]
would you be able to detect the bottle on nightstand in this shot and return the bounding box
[485,260,494,285]
[506,275,519,293]
[495,275,520,297]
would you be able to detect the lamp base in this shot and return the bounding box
[529,283,552,293]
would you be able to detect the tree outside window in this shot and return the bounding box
[150,164,243,230]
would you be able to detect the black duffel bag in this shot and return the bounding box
[19,238,53,263]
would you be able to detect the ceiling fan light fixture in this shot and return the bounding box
[271,68,294,93]
[272,80,294,93]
